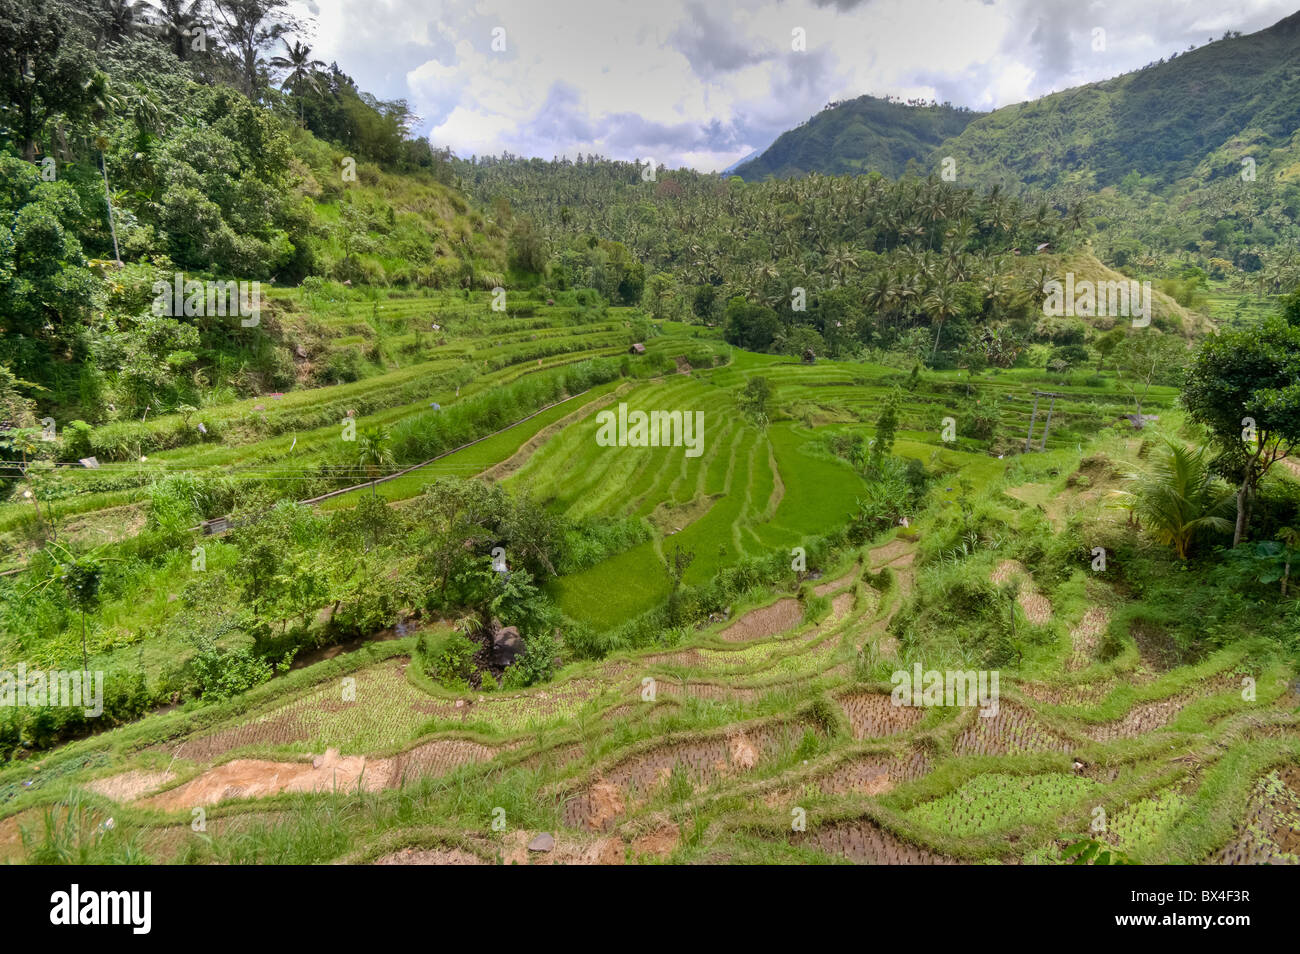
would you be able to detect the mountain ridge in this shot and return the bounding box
[732,94,983,181]
[732,9,1300,193]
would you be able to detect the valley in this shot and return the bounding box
[0,0,1296,874]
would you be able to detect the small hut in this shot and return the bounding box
[629,342,646,355]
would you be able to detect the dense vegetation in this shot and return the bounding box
[730,12,1300,300]
[0,0,1296,869]
[733,94,982,181]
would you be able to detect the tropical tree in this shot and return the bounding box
[736,375,771,427]
[869,387,901,473]
[26,541,109,673]
[1117,440,1234,560]
[355,426,394,484]
[211,0,296,98]
[923,284,961,360]
[269,37,323,120]
[1114,332,1188,418]
[0,0,96,160]
[663,542,695,625]
[151,0,208,61]
[826,245,858,287]
[1181,315,1300,546]
[414,477,508,599]
[94,0,152,48]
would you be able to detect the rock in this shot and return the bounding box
[527,832,555,852]
[493,625,524,666]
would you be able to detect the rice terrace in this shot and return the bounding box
[1,0,1299,905]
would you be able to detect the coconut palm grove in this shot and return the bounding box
[0,0,1298,901]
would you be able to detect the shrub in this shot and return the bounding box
[501,628,559,689]
[189,638,273,700]
[963,400,1000,441]
[802,593,831,623]
[61,420,93,459]
[850,456,928,543]
[323,347,366,384]
[0,709,21,759]
[421,630,477,689]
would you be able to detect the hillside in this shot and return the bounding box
[3,344,1298,868]
[937,10,1300,191]
[731,13,1300,194]
[732,95,983,181]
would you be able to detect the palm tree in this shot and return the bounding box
[1117,440,1234,560]
[864,271,891,319]
[97,0,151,48]
[1064,201,1088,235]
[212,0,295,99]
[826,245,858,287]
[923,285,962,360]
[982,272,1013,321]
[356,426,394,489]
[270,39,325,121]
[151,0,208,60]
[893,271,922,322]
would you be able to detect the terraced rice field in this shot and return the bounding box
[0,293,645,568]
[2,292,1295,869]
[4,519,1293,866]
[522,366,1008,627]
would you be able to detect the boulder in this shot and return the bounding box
[493,625,524,667]
[527,832,555,852]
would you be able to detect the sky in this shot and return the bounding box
[293,0,1299,172]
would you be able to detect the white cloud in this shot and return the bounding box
[295,0,1298,172]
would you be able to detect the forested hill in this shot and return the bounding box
[0,0,506,421]
[939,9,1300,191]
[731,95,982,180]
[733,10,1300,193]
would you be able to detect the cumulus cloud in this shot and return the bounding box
[298,0,1297,172]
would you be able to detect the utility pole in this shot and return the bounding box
[1040,394,1058,451]
[1025,391,1066,452]
[1024,394,1040,452]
